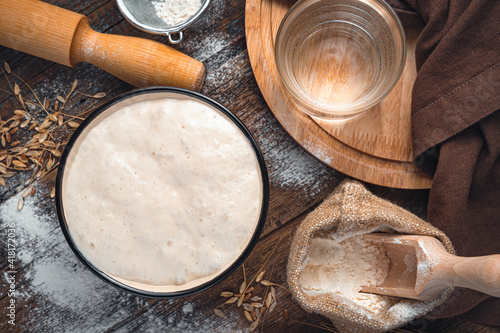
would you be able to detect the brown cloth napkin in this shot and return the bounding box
[386,0,500,326]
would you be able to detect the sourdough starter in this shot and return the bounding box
[62,97,263,290]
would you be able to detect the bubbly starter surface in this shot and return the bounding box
[63,97,263,289]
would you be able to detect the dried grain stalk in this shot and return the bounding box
[0,61,106,207]
[212,236,287,331]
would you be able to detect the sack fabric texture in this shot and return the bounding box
[287,180,455,333]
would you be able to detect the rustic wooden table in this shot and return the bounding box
[0,1,498,332]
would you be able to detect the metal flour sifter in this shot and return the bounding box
[117,0,212,44]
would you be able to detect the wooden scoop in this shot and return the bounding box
[0,0,205,91]
[360,233,500,301]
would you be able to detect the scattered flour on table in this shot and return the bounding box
[1,189,140,331]
[193,0,225,28]
[0,187,240,332]
[300,235,396,314]
[32,79,68,100]
[302,139,333,165]
[203,53,250,108]
[183,302,194,314]
[152,0,202,26]
[254,117,336,197]
[188,33,232,62]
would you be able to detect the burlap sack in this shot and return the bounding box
[287,180,455,333]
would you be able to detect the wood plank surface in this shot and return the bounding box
[0,0,498,332]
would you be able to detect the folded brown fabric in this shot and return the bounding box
[386,0,500,326]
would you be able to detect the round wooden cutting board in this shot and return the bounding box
[245,0,432,189]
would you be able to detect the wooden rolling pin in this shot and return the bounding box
[0,0,206,91]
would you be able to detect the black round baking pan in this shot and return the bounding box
[55,87,269,298]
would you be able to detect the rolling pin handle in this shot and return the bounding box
[71,19,205,91]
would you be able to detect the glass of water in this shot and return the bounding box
[275,0,406,121]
